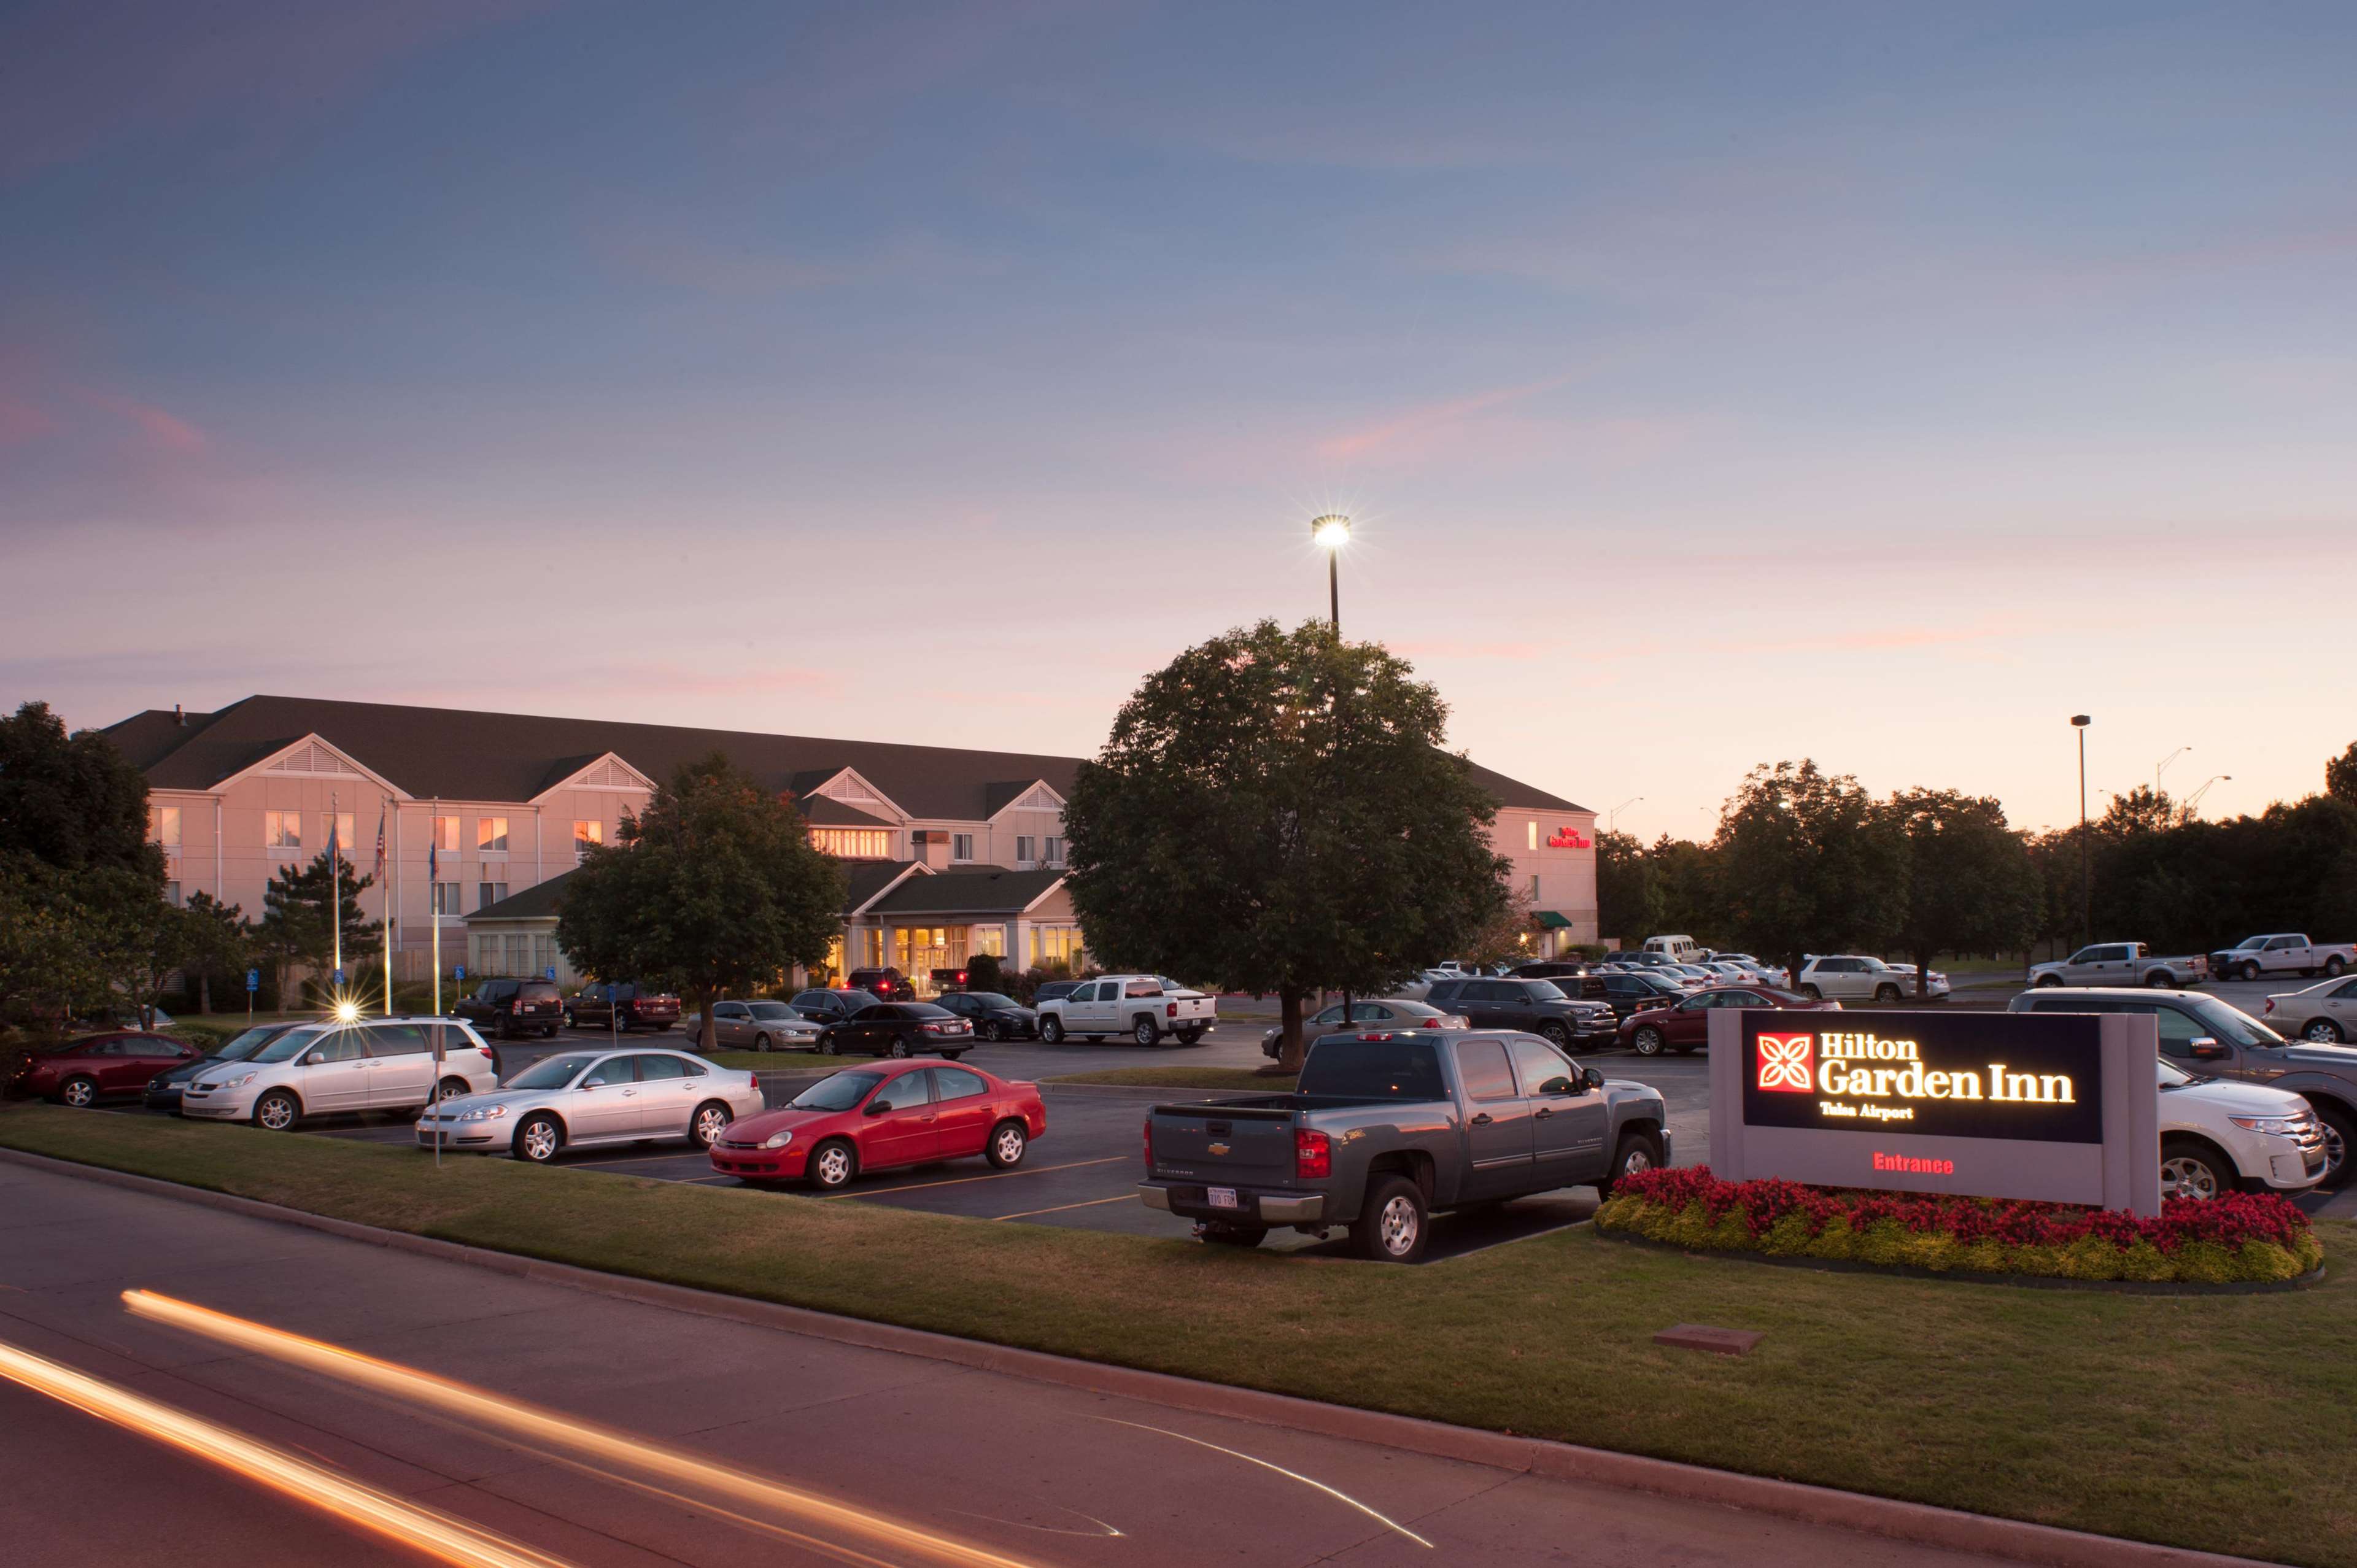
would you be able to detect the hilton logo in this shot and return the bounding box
[1546,827,1593,849]
[1757,1033,1816,1092]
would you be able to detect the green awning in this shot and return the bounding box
[1532,910,1572,929]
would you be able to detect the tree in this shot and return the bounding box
[1592,830,1659,946]
[0,700,157,873]
[1887,789,2039,995]
[0,862,109,1030]
[1646,834,1719,943]
[2099,784,2177,836]
[179,892,254,1014]
[964,951,1005,995]
[1715,760,1908,979]
[2327,742,2357,807]
[258,852,380,1003]
[1463,883,1535,968]
[1062,619,1511,1070]
[557,752,845,1050]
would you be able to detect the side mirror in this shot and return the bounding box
[1582,1067,1605,1091]
[865,1100,894,1116]
[2187,1038,2229,1060]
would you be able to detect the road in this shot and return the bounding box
[0,1161,2019,1568]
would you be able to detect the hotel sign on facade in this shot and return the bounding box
[1708,1008,2162,1215]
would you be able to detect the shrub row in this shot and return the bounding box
[1596,1165,2323,1284]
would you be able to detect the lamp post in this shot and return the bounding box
[2156,745,2190,795]
[1608,797,1642,833]
[2188,774,2231,815]
[1310,514,1350,633]
[2071,716,2092,945]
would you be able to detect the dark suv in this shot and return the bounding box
[790,987,881,1025]
[1423,976,1617,1048]
[845,967,916,1001]
[457,978,565,1040]
[562,981,681,1032]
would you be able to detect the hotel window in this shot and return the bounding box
[530,935,555,978]
[504,934,531,975]
[1530,874,1541,900]
[432,881,461,916]
[164,881,182,907]
[478,816,509,854]
[1032,927,1085,968]
[265,811,302,850]
[1527,821,1538,851]
[479,881,508,910]
[476,935,503,975]
[152,805,181,848]
[972,925,1006,958]
[433,815,461,853]
[1043,836,1064,867]
[809,827,891,859]
[573,819,602,848]
[951,833,974,862]
[1015,836,1035,865]
[322,812,355,856]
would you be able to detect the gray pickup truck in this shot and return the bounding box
[1138,1030,1670,1262]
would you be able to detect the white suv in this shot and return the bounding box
[180,1018,500,1131]
[1797,955,1949,1002]
[2149,1057,2329,1199]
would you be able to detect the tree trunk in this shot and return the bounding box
[1273,987,1308,1075]
[1915,951,1930,998]
[199,973,212,1014]
[697,989,718,1052]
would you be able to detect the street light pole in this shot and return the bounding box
[1608,797,1642,833]
[2072,716,2092,945]
[1310,514,1350,634]
[2156,745,2189,795]
[2188,774,2231,815]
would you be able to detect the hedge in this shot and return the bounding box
[1596,1165,2323,1284]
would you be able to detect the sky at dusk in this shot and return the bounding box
[4,1,2352,838]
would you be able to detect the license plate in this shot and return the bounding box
[1208,1186,1239,1210]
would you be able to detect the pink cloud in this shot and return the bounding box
[0,395,56,445]
[80,391,207,454]
[1315,374,1576,464]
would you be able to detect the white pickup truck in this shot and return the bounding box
[2206,933,2356,983]
[2028,942,2209,989]
[1037,975,1217,1046]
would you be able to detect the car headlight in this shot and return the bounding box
[2228,1114,2309,1135]
[223,1072,257,1089]
[762,1129,794,1150]
[457,1105,508,1122]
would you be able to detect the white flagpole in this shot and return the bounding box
[381,806,393,1018]
[430,835,442,1019]
[330,791,342,1007]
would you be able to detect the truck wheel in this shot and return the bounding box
[1177,1028,1204,1046]
[2034,973,2062,988]
[1631,1025,1665,1057]
[2327,956,2349,978]
[1132,1016,1161,1048]
[1352,1175,1429,1264]
[1040,1016,1065,1043]
[2315,1105,2353,1188]
[2144,971,2172,988]
[1537,1021,1569,1047]
[2240,961,2262,982]
[1595,1129,1663,1198]
[1201,1224,1267,1248]
[2159,1137,2229,1202]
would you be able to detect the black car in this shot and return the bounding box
[934,991,1039,1041]
[455,978,565,1040]
[1589,971,1687,1022]
[845,967,916,1002]
[789,987,881,1025]
[816,1002,975,1060]
[1031,980,1082,1008]
[1422,976,1618,1047]
[142,1022,302,1111]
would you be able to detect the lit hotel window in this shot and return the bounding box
[152,805,181,847]
[478,816,509,853]
[810,828,891,859]
[574,819,602,847]
[266,811,302,849]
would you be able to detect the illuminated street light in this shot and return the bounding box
[1310,514,1349,632]
[333,998,361,1024]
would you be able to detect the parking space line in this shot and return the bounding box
[993,1194,1137,1221]
[827,1155,1126,1200]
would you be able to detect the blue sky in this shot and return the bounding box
[4,1,2352,833]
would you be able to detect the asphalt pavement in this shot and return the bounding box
[0,1161,2025,1568]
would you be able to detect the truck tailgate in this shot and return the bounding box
[1150,1104,1293,1186]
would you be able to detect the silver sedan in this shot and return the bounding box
[417,1048,765,1163]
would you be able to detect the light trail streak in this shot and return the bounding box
[0,1338,580,1568]
[125,1291,1042,1568]
[1091,1416,1435,1548]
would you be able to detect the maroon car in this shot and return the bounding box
[1617,986,1838,1057]
[6,1032,206,1107]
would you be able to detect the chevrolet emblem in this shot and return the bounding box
[1207,1141,1230,1156]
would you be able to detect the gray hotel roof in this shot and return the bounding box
[104,694,1586,817]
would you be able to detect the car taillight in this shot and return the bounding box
[1295,1128,1331,1180]
[1142,1115,1155,1172]
[2263,1000,2276,1014]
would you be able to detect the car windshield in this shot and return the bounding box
[2157,1059,2198,1089]
[1519,981,1567,1000]
[251,1027,327,1064]
[1298,1038,1446,1100]
[211,1027,287,1061]
[2232,937,2266,950]
[2187,997,2287,1048]
[505,1053,599,1091]
[790,1070,886,1111]
[748,1003,797,1019]
[962,993,1018,1009]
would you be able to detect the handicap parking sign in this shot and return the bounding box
[455,965,466,981]
[333,967,344,985]
[544,966,555,981]
[246,969,259,992]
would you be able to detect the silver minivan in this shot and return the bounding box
[180,1018,501,1130]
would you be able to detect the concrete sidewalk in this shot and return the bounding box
[0,1158,2108,1568]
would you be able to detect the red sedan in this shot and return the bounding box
[1617,986,1838,1057]
[5,1032,206,1106]
[710,1060,1045,1189]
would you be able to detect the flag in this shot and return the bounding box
[428,842,438,899]
[373,808,386,881]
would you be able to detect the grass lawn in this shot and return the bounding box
[3,1102,2350,1565]
[696,1051,832,1074]
[1047,1066,1296,1091]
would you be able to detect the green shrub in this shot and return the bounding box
[1759,1211,1816,1256]
[2059,1236,2126,1281]
[1802,1218,1857,1261]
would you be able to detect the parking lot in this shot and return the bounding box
[91,975,2354,1259]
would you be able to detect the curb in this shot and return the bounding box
[0,1145,2275,1568]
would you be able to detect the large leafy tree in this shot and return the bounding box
[258,852,380,1002]
[179,892,255,1014]
[558,752,845,1049]
[1592,829,1658,946]
[1063,619,1511,1069]
[2324,741,2357,806]
[0,700,156,873]
[1887,789,2039,995]
[1715,760,1908,979]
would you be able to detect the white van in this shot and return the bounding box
[1642,935,1703,965]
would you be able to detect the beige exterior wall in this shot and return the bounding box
[1488,805,1602,952]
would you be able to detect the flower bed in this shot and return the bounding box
[1596,1165,2323,1284]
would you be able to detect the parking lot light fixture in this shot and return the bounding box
[1310,514,1350,632]
[1608,797,1641,833]
[2071,716,2092,946]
